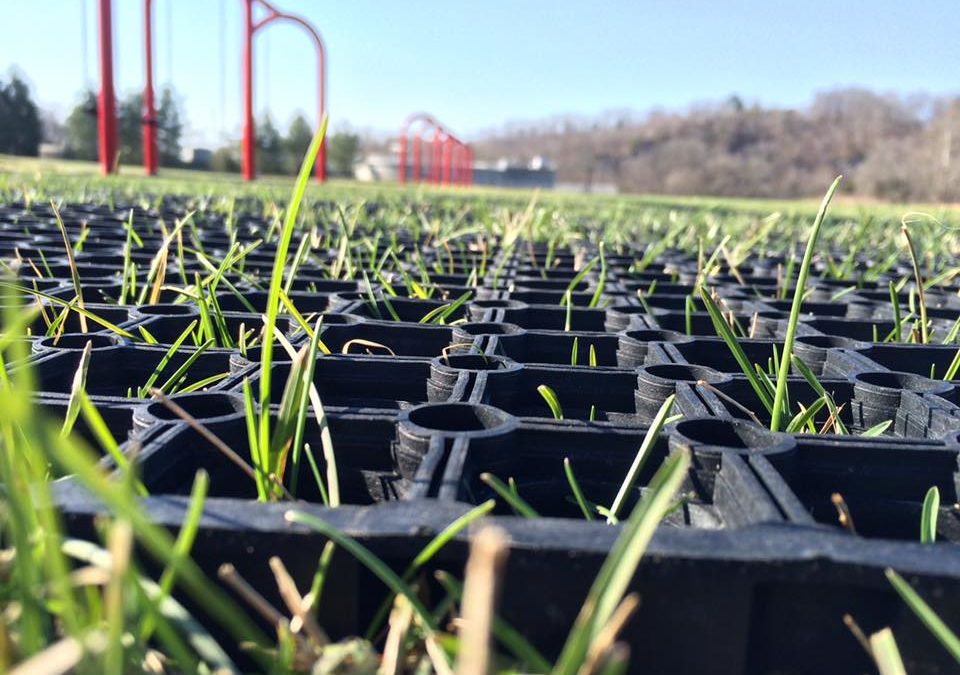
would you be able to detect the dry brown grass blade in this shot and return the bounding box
[831,492,857,534]
[51,200,87,333]
[818,402,846,434]
[149,388,294,500]
[341,338,396,356]
[455,526,510,675]
[218,563,286,628]
[268,556,328,646]
[843,613,873,659]
[8,634,104,675]
[381,595,415,675]
[696,380,762,425]
[425,635,455,675]
[578,594,640,675]
[149,245,169,305]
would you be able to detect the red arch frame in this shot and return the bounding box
[398,112,472,187]
[241,0,327,182]
[96,0,328,182]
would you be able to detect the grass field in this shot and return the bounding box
[4,153,960,225]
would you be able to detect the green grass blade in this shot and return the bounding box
[921,486,940,544]
[889,281,902,343]
[608,394,675,523]
[886,568,960,663]
[365,499,497,640]
[771,176,842,431]
[284,510,440,638]
[555,449,691,675]
[588,242,607,308]
[136,319,199,397]
[564,458,594,521]
[480,473,540,518]
[258,117,329,476]
[861,420,892,437]
[536,384,564,420]
[141,469,209,641]
[154,339,214,397]
[785,395,827,433]
[791,354,849,434]
[60,340,92,437]
[700,287,773,413]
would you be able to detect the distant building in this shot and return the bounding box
[353,153,394,182]
[354,151,556,189]
[555,182,619,195]
[39,142,65,159]
[473,156,555,189]
[181,148,212,169]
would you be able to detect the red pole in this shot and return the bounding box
[241,0,255,181]
[451,144,459,185]
[467,145,473,186]
[315,39,326,182]
[142,0,157,176]
[432,131,441,184]
[397,134,407,184]
[456,144,464,185]
[442,135,452,186]
[97,0,117,175]
[412,133,421,183]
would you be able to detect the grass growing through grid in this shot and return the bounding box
[2,147,960,672]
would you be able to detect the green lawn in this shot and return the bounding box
[3,153,958,224]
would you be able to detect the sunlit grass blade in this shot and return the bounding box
[869,627,907,675]
[0,282,135,338]
[136,319,199,397]
[785,395,827,434]
[365,499,497,640]
[258,116,329,478]
[885,568,960,663]
[861,420,892,437]
[153,339,215,397]
[555,449,691,675]
[588,242,607,308]
[608,394,675,523]
[419,290,473,325]
[791,354,849,435]
[284,510,441,640]
[479,473,540,518]
[51,200,88,332]
[700,287,773,413]
[921,486,939,544]
[537,384,564,419]
[141,469,209,641]
[60,340,92,437]
[770,176,842,431]
[564,458,593,521]
[77,391,147,496]
[889,281,902,343]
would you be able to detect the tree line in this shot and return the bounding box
[5,71,960,200]
[0,73,359,176]
[473,89,960,202]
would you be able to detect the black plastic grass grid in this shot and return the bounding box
[5,202,960,674]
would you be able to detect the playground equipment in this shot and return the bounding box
[398,113,472,187]
[96,0,328,182]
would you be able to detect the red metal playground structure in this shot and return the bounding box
[397,113,473,187]
[92,0,472,187]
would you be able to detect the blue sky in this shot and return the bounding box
[2,1,958,147]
